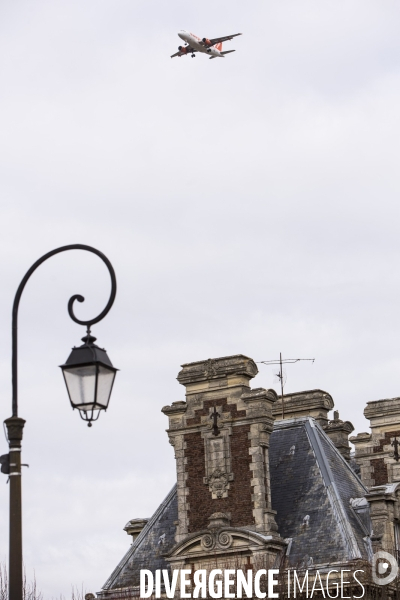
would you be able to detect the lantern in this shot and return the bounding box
[60,332,117,426]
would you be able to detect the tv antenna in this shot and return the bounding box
[257,353,315,419]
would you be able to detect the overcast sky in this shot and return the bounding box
[1,0,400,596]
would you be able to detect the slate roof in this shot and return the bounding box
[102,486,178,591]
[101,417,371,592]
[270,417,372,567]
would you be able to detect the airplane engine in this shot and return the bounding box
[178,46,188,53]
[202,38,212,46]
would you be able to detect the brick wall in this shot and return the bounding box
[186,398,246,426]
[371,457,388,486]
[373,429,400,453]
[184,424,254,532]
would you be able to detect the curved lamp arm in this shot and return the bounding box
[11,244,117,417]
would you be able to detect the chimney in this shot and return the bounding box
[272,389,334,427]
[350,397,400,487]
[123,518,148,544]
[323,410,354,462]
[162,354,282,541]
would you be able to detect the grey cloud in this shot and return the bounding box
[1,0,400,596]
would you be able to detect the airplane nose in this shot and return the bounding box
[178,32,185,40]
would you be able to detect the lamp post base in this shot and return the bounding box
[5,416,25,600]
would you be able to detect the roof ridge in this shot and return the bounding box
[304,419,362,560]
[313,419,368,490]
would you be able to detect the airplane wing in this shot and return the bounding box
[171,46,196,58]
[207,33,242,45]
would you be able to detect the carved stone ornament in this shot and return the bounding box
[206,469,229,499]
[202,426,234,499]
[204,359,218,378]
[207,512,231,529]
[201,533,215,551]
[217,531,233,548]
[200,530,233,551]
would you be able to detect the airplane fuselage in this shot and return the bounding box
[178,31,224,58]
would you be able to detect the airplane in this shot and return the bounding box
[171,30,242,60]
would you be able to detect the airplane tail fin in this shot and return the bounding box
[215,42,223,51]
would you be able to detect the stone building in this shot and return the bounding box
[98,354,400,598]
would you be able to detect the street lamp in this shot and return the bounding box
[61,331,118,426]
[1,244,118,600]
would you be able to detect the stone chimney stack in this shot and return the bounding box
[272,389,334,426]
[351,397,400,486]
[272,390,355,461]
[162,355,281,543]
[123,518,148,544]
[323,411,354,462]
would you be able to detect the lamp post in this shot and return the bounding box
[2,244,118,600]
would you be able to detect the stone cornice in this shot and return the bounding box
[364,397,400,421]
[324,419,354,434]
[242,387,278,404]
[177,354,258,386]
[272,390,334,424]
[161,401,187,416]
[165,414,274,436]
[350,432,372,444]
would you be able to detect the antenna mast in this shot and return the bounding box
[258,354,315,419]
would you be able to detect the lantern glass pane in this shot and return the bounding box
[96,365,116,409]
[63,365,97,410]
